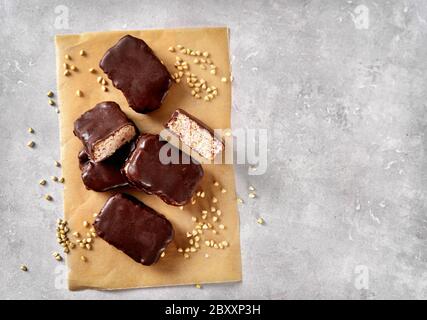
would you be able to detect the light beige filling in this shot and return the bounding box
[167,113,223,160]
[93,125,136,162]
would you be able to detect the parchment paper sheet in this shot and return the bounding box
[55,27,242,290]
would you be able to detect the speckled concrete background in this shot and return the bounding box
[1,0,426,300]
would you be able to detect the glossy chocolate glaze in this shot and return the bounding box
[78,142,134,192]
[73,101,137,161]
[99,35,171,114]
[94,193,174,266]
[122,134,204,206]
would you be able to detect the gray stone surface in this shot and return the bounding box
[0,0,426,300]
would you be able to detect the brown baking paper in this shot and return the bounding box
[55,27,242,290]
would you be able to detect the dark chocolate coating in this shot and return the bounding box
[78,142,134,192]
[94,193,174,266]
[78,150,89,170]
[73,101,137,162]
[123,134,204,206]
[99,35,171,114]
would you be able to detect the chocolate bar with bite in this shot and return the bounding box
[78,141,134,192]
[99,35,171,114]
[122,134,204,206]
[94,193,174,266]
[73,101,137,162]
[164,108,224,161]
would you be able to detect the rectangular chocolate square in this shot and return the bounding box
[73,101,137,162]
[94,193,174,266]
[78,141,134,192]
[164,108,224,161]
[100,35,171,114]
[122,134,204,206]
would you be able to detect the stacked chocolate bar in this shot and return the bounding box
[73,35,224,266]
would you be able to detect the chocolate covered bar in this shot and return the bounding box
[99,35,171,114]
[94,193,174,266]
[164,109,224,161]
[123,134,204,206]
[73,101,137,162]
[78,141,134,192]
